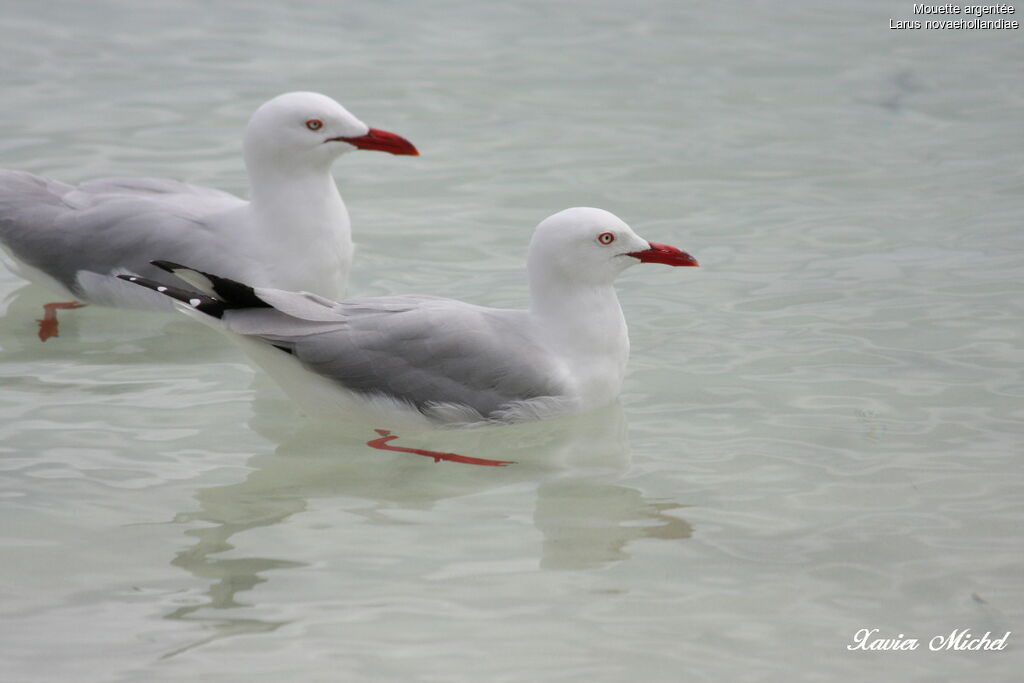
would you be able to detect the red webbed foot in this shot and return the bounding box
[366,429,514,467]
[36,301,86,341]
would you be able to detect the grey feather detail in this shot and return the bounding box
[0,169,244,296]
[220,295,568,419]
[252,287,349,322]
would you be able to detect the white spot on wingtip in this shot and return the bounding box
[157,286,167,292]
[189,298,201,307]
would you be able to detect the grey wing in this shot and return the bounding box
[223,294,568,418]
[0,170,243,292]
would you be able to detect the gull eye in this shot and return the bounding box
[597,232,615,245]
[305,119,324,131]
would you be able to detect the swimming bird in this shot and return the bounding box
[119,207,698,429]
[0,91,419,340]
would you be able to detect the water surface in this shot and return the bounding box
[1,1,1022,681]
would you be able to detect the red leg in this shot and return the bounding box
[36,301,86,341]
[366,429,514,467]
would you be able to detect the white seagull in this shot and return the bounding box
[120,207,698,429]
[0,91,418,340]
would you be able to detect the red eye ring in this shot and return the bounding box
[597,232,615,245]
[305,119,324,131]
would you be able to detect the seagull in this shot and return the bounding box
[0,91,419,340]
[119,207,698,431]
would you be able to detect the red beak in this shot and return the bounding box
[332,127,419,156]
[627,242,699,267]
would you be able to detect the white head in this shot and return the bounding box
[527,207,698,288]
[243,91,418,175]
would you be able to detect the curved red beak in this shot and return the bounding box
[332,127,419,156]
[627,242,699,267]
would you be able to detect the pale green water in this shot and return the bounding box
[1,1,1022,681]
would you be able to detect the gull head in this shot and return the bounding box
[243,91,418,173]
[527,207,698,287]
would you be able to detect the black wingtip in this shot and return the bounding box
[117,273,227,318]
[151,260,187,274]
[145,262,271,311]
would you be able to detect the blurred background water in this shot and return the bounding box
[0,0,1022,681]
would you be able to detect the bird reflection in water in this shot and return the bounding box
[161,402,693,657]
[535,481,692,571]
